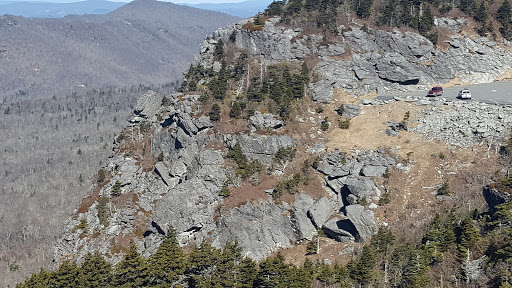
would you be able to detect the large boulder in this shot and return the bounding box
[308,197,335,227]
[343,177,379,202]
[249,111,283,131]
[309,80,335,103]
[213,201,300,260]
[293,193,317,240]
[344,204,375,241]
[153,178,221,243]
[133,90,163,120]
[322,218,356,242]
[483,185,510,214]
[226,134,296,165]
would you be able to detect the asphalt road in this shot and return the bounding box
[378,80,512,105]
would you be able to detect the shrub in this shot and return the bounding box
[111,181,122,197]
[219,185,230,197]
[97,196,110,227]
[339,118,350,129]
[157,152,164,162]
[321,117,330,131]
[209,104,221,122]
[72,218,89,234]
[438,182,450,196]
[97,168,106,184]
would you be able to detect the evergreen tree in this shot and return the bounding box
[19,268,52,288]
[111,181,122,197]
[214,39,225,61]
[457,217,480,259]
[230,101,243,119]
[350,245,376,286]
[186,242,222,287]
[255,253,291,288]
[49,261,80,288]
[148,227,185,285]
[209,104,221,122]
[419,6,435,34]
[78,252,112,288]
[498,0,512,24]
[236,257,258,288]
[403,250,430,288]
[114,241,149,287]
[474,0,489,22]
[265,0,286,16]
[357,0,374,18]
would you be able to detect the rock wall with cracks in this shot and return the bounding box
[195,16,512,100]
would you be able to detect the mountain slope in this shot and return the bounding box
[0,0,240,102]
[181,0,273,18]
[0,0,125,18]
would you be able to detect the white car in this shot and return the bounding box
[458,88,472,99]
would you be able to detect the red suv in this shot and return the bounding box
[427,86,443,97]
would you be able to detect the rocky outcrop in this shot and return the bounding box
[130,90,163,123]
[249,111,283,131]
[483,185,510,214]
[225,134,296,165]
[212,200,301,260]
[412,101,512,148]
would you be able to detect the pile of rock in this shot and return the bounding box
[412,101,512,148]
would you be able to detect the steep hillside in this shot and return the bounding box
[14,2,512,288]
[0,0,240,103]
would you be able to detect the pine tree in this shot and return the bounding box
[457,217,480,259]
[255,253,291,288]
[236,257,258,288]
[498,0,512,24]
[111,181,122,197]
[351,245,376,285]
[209,104,221,122]
[357,0,374,18]
[474,0,489,22]
[371,226,395,256]
[78,252,112,287]
[49,261,80,288]
[148,227,185,285]
[114,241,149,287]
[419,6,435,34]
[186,242,222,287]
[20,267,52,288]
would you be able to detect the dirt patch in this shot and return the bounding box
[496,68,512,81]
[222,175,276,210]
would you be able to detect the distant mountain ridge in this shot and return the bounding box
[0,0,125,18]
[0,0,240,101]
[180,0,273,18]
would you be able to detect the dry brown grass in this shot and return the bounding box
[222,175,276,210]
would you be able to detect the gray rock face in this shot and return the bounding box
[213,201,300,261]
[308,197,335,227]
[133,90,163,120]
[344,177,378,201]
[154,162,178,188]
[483,185,510,214]
[341,104,362,118]
[322,218,356,242]
[187,150,227,189]
[226,134,296,165]
[293,193,317,240]
[344,205,375,241]
[153,178,221,242]
[249,111,283,131]
[309,80,335,103]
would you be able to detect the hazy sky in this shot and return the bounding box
[1,0,248,3]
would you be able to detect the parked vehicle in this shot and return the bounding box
[427,86,443,97]
[457,88,472,99]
